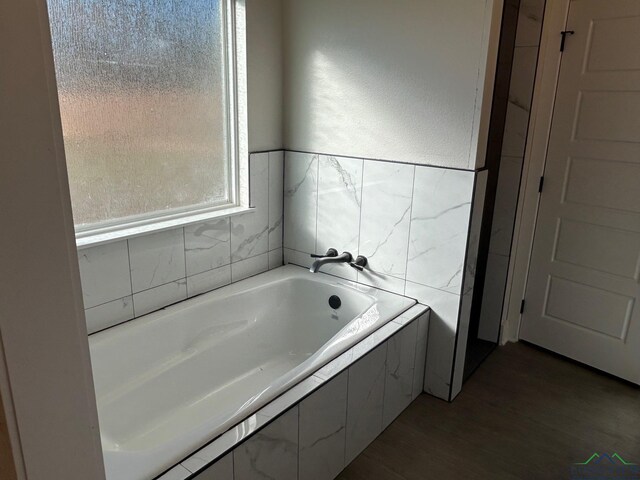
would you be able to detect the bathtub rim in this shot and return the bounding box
[91,265,423,479]
[155,303,430,480]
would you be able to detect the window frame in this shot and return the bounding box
[70,0,249,249]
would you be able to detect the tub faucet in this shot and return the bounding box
[310,248,353,273]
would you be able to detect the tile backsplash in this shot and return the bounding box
[283,152,487,400]
[78,151,284,334]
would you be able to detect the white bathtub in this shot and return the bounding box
[89,265,416,480]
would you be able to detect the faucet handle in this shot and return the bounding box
[310,248,338,258]
[349,255,368,271]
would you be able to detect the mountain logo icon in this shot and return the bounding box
[575,453,637,466]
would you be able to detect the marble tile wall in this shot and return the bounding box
[159,306,430,480]
[283,153,485,401]
[478,0,546,341]
[78,151,284,335]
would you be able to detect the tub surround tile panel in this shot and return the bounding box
[157,464,192,480]
[178,307,430,480]
[234,406,299,480]
[406,167,474,294]
[84,296,134,334]
[80,151,284,332]
[451,171,488,400]
[316,155,363,255]
[268,248,283,269]
[359,161,414,279]
[268,151,284,251]
[231,253,269,283]
[284,152,318,254]
[351,320,398,361]
[284,152,483,401]
[412,313,430,399]
[383,321,418,429]
[314,349,355,382]
[231,154,269,262]
[187,265,232,298]
[261,376,324,419]
[129,229,186,293]
[345,344,386,465]
[356,270,405,296]
[78,240,131,308]
[462,172,489,296]
[133,279,187,317]
[283,248,314,270]
[320,262,358,282]
[299,372,348,480]
[191,453,232,479]
[405,281,461,400]
[185,218,231,276]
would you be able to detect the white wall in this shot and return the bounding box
[0,0,106,478]
[283,0,502,169]
[247,0,283,152]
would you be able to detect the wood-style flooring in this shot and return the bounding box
[337,342,640,480]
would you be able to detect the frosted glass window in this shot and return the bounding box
[47,0,234,229]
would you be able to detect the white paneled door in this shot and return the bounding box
[521,0,640,384]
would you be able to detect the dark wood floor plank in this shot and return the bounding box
[337,342,640,480]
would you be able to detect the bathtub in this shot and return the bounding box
[89,265,416,480]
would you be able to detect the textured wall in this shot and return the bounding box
[283,0,502,169]
[247,0,283,151]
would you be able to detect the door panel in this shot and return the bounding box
[521,0,640,384]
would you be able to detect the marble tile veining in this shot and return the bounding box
[405,281,460,400]
[284,152,318,254]
[234,406,299,480]
[359,161,414,278]
[406,167,474,294]
[85,296,134,334]
[299,371,348,480]
[78,240,131,308]
[231,154,269,262]
[133,279,187,317]
[316,155,363,255]
[185,218,231,276]
[268,151,284,251]
[383,321,418,428]
[345,343,386,464]
[129,229,186,293]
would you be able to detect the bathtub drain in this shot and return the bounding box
[329,295,341,309]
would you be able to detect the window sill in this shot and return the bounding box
[76,205,253,250]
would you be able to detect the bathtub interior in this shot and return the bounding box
[89,266,416,478]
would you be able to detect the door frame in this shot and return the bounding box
[500,0,572,344]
